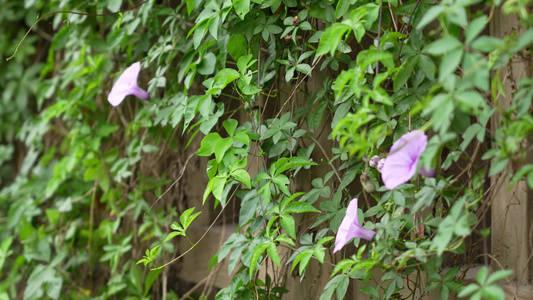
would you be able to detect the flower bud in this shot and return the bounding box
[369,155,380,168]
[377,158,385,172]
[360,172,375,193]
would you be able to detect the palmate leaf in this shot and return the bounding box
[179,207,202,234]
[319,274,350,300]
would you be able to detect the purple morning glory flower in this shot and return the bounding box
[381,130,428,190]
[333,198,376,253]
[108,61,149,106]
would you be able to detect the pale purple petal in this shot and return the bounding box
[382,130,428,190]
[369,155,380,168]
[377,158,385,172]
[419,166,435,177]
[108,62,149,106]
[333,198,376,253]
[344,195,358,220]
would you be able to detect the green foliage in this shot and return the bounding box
[0,0,530,298]
[457,267,512,300]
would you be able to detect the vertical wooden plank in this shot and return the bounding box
[490,9,533,284]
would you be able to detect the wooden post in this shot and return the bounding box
[490,8,533,286]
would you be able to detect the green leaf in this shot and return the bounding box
[144,269,163,296]
[239,198,258,226]
[394,56,418,91]
[207,68,240,94]
[231,169,251,188]
[237,54,253,74]
[360,286,380,299]
[335,0,352,19]
[460,123,485,151]
[0,237,13,270]
[284,202,321,214]
[192,21,209,49]
[320,274,350,300]
[439,48,463,82]
[476,266,489,283]
[280,215,296,239]
[223,119,239,136]
[280,192,305,211]
[197,133,221,156]
[465,16,487,44]
[416,5,444,31]
[107,0,123,12]
[335,274,350,299]
[238,78,263,95]
[296,63,311,76]
[198,52,217,75]
[453,215,470,236]
[249,242,270,278]
[455,90,487,112]
[227,34,247,61]
[418,55,437,80]
[272,174,291,196]
[471,36,504,52]
[316,23,351,56]
[446,6,467,26]
[214,137,233,163]
[512,28,533,51]
[489,157,508,176]
[432,216,455,255]
[300,21,312,31]
[275,234,295,246]
[208,14,220,40]
[203,176,227,203]
[486,269,513,285]
[234,0,250,19]
[333,69,355,99]
[482,286,505,300]
[424,37,462,55]
[180,207,202,233]
[233,130,250,145]
[266,243,281,267]
[211,176,227,201]
[186,0,195,15]
[285,66,295,82]
[356,48,394,70]
[163,231,183,244]
[298,251,312,276]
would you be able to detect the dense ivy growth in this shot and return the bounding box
[0,0,532,299]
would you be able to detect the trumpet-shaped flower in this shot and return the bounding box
[381,130,428,190]
[108,62,149,106]
[333,198,376,253]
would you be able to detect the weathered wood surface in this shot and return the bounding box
[490,7,533,285]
